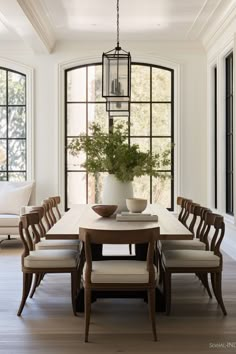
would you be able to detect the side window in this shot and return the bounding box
[0,67,27,181]
[225,53,234,215]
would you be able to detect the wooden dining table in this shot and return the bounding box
[46,203,193,241]
[46,203,193,312]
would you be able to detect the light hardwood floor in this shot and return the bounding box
[0,239,235,354]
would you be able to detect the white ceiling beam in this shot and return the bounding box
[16,0,56,53]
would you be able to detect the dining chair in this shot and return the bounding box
[17,212,80,316]
[27,207,80,298]
[79,226,160,342]
[161,213,227,315]
[41,199,55,230]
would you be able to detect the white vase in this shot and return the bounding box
[102,174,133,213]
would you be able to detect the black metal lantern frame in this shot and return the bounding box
[102,0,131,113]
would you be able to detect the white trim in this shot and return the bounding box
[57,55,181,211]
[0,57,34,182]
[206,40,235,224]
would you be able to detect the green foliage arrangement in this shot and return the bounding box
[68,122,171,183]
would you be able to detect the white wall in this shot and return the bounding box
[0,39,207,209]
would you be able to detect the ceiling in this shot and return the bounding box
[0,0,232,53]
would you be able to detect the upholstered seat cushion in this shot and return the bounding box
[24,250,79,268]
[83,260,157,283]
[162,250,220,268]
[159,239,206,251]
[35,239,80,251]
[0,214,19,227]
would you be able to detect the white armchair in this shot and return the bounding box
[0,181,34,242]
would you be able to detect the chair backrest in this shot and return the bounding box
[196,207,212,239]
[41,199,55,230]
[19,213,42,262]
[80,227,159,285]
[185,202,200,233]
[199,212,224,257]
[49,196,61,221]
[30,206,46,238]
[177,197,192,223]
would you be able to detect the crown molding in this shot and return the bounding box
[186,0,222,40]
[201,0,236,50]
[17,0,56,53]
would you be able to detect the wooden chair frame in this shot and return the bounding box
[162,213,227,316]
[79,226,160,342]
[17,212,80,316]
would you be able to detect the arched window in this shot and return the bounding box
[0,67,27,181]
[65,63,174,209]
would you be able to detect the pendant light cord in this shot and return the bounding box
[116,0,121,49]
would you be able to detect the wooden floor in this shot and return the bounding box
[0,239,236,354]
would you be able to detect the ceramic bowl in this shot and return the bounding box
[92,204,118,217]
[126,198,147,213]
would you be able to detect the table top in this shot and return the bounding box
[46,204,193,241]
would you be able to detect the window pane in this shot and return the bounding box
[67,67,86,102]
[88,103,108,132]
[88,172,107,203]
[8,72,26,105]
[0,172,7,181]
[152,173,172,208]
[8,172,26,181]
[133,175,150,201]
[131,65,150,101]
[152,68,171,101]
[8,140,26,171]
[152,104,171,136]
[67,103,86,136]
[130,103,150,136]
[0,69,6,105]
[0,108,7,138]
[152,138,172,170]
[88,65,105,102]
[130,138,150,152]
[8,107,26,138]
[67,138,86,170]
[67,172,86,207]
[0,140,6,171]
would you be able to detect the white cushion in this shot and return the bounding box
[24,250,79,268]
[83,260,157,283]
[0,181,34,215]
[160,239,206,251]
[35,239,80,251]
[162,250,220,268]
[0,214,19,227]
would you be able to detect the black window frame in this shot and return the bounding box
[0,66,27,181]
[65,62,174,211]
[214,66,217,209]
[225,53,234,215]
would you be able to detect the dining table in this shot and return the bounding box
[46,203,193,312]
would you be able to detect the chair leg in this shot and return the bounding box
[198,273,212,298]
[148,288,157,341]
[129,244,132,255]
[84,288,91,342]
[29,274,41,298]
[71,272,78,316]
[17,273,33,316]
[213,272,227,315]
[210,272,217,299]
[164,271,171,315]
